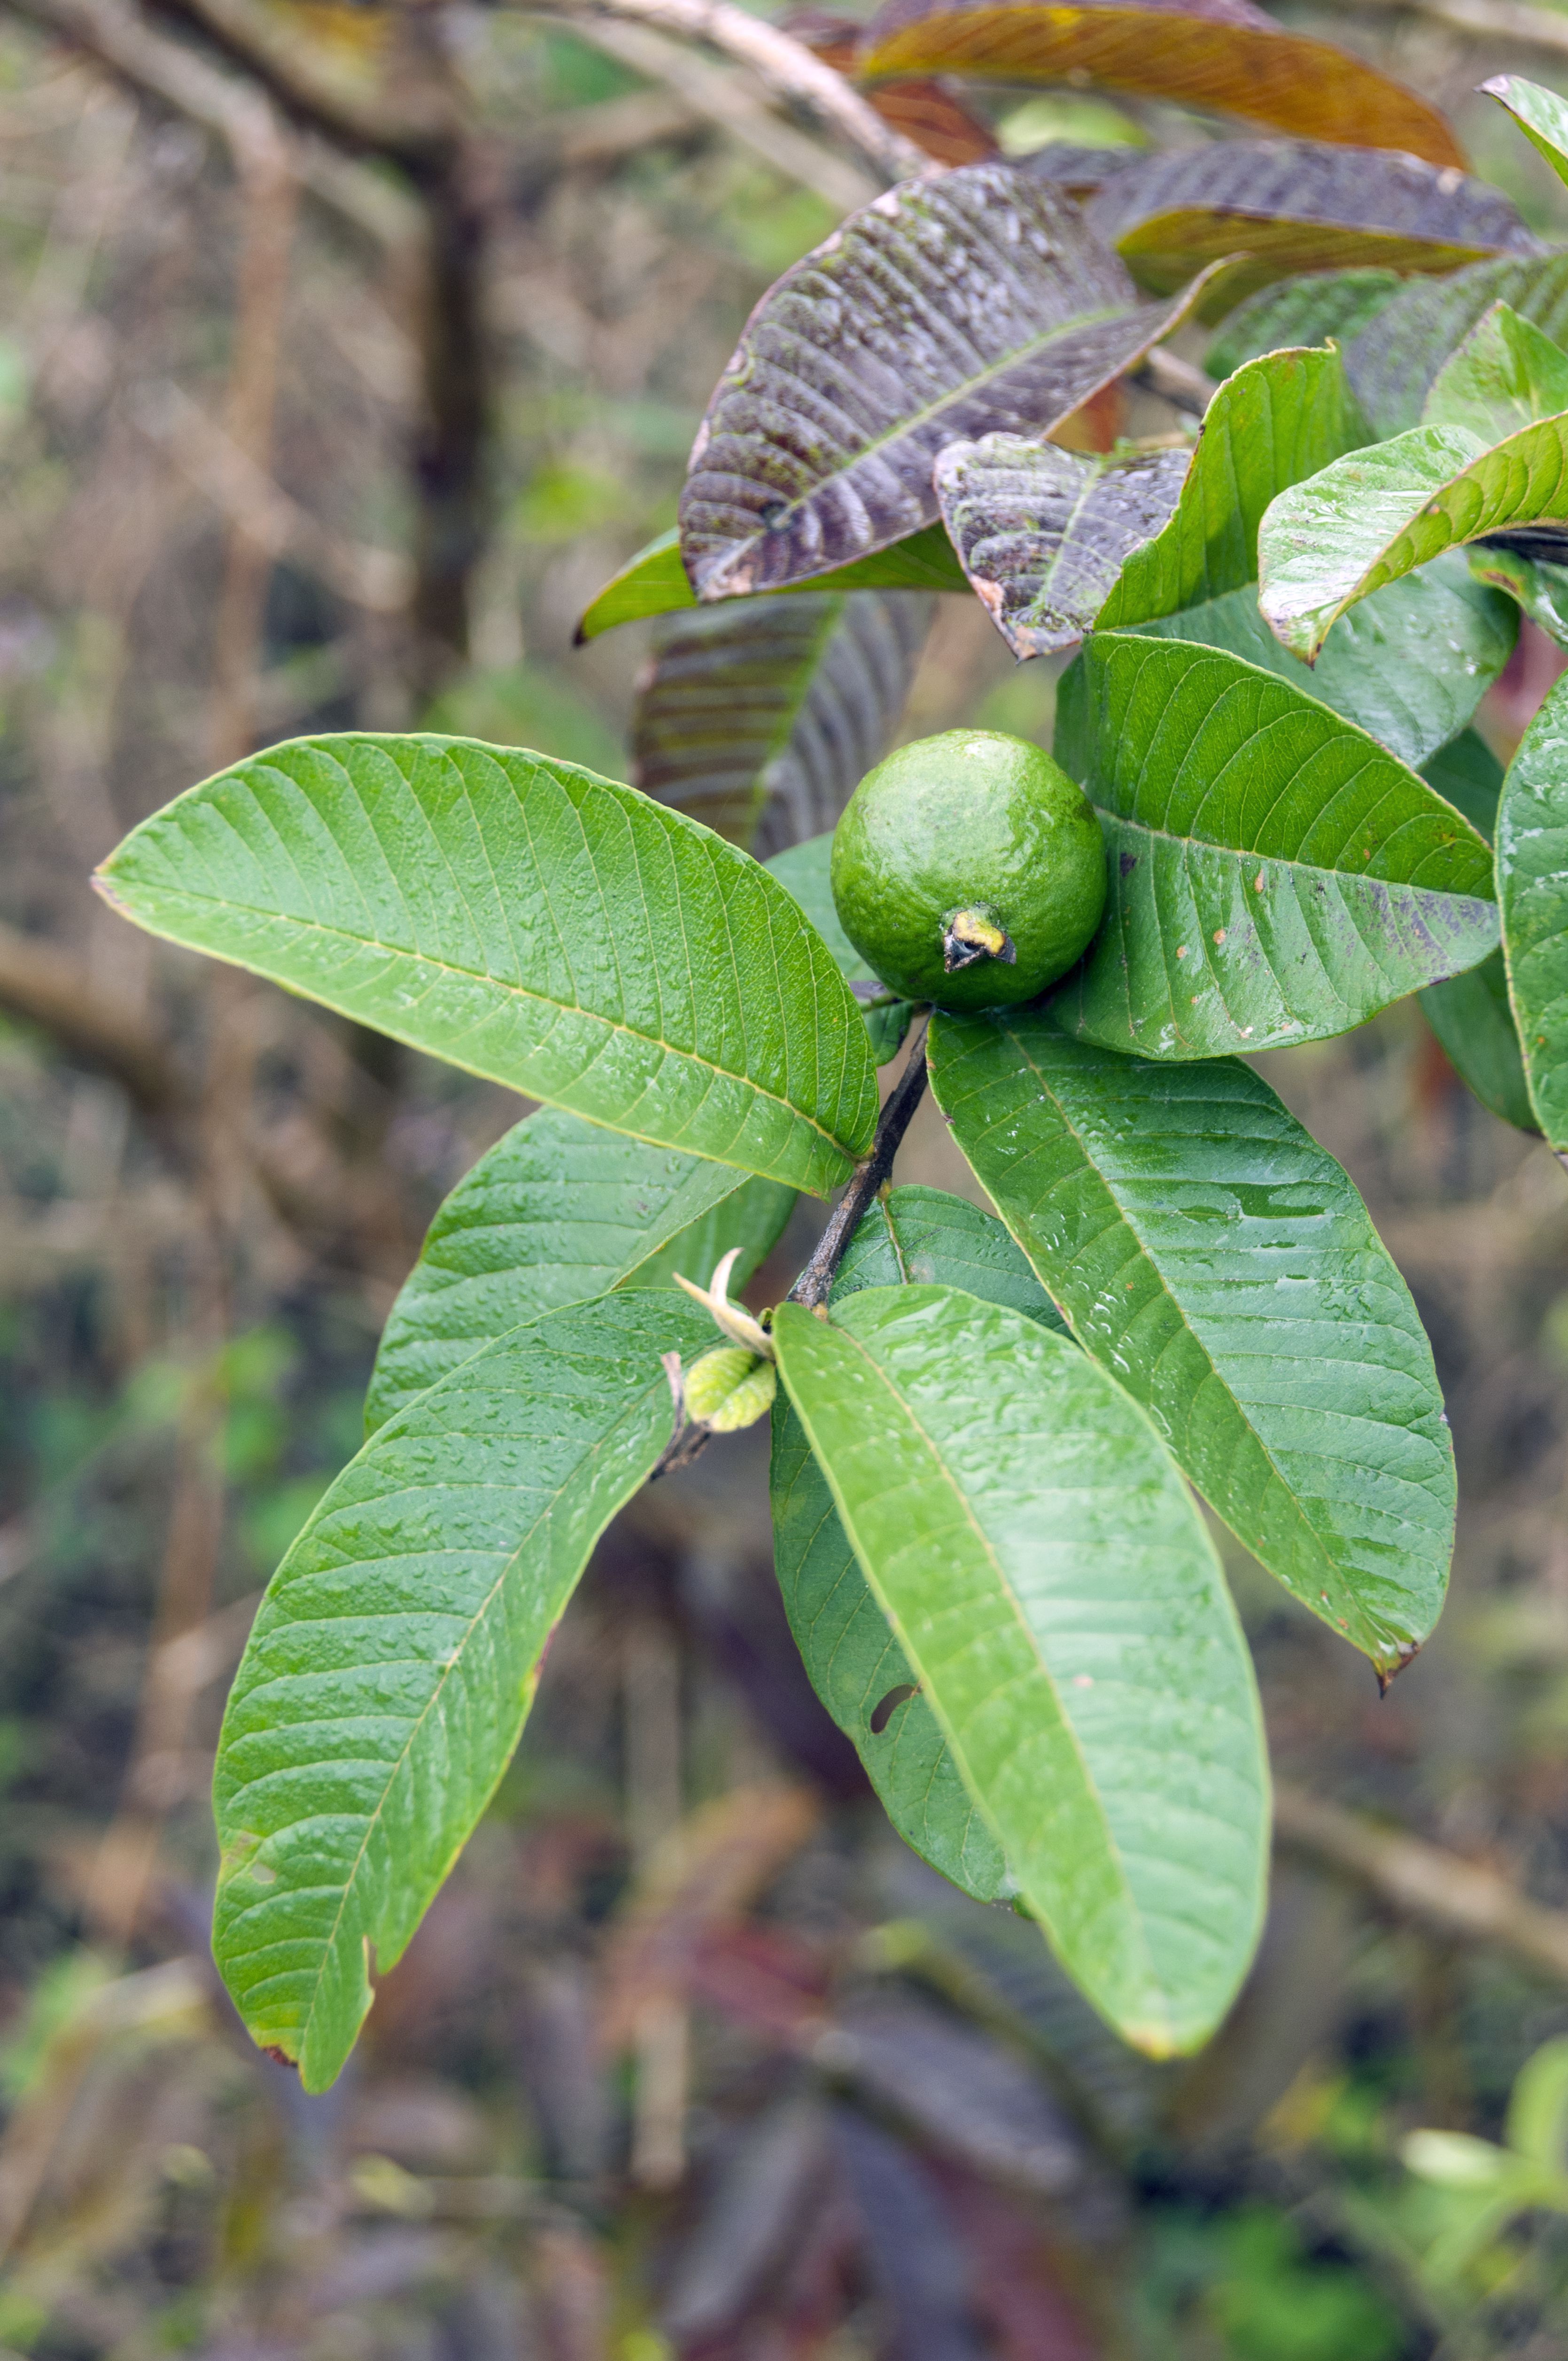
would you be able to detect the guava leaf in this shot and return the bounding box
[1421,954,1539,1133]
[573,522,967,643]
[93,735,878,1199]
[1423,302,1568,444]
[1347,253,1568,438]
[772,1284,1269,2055]
[781,9,1000,164]
[834,1185,1069,1330]
[1085,139,1534,309]
[678,162,1207,599]
[1257,416,1568,662]
[1421,727,1506,839]
[854,0,1464,166]
[1469,545,1568,647]
[1204,268,1403,381]
[1053,632,1499,1058]
[764,832,912,1063]
[1498,670,1568,1148]
[1128,555,1515,771]
[1097,344,1367,630]
[365,1108,794,1432]
[1014,140,1144,197]
[933,436,1189,656]
[928,1008,1456,1671]
[1483,75,1568,192]
[213,1288,715,2091]
[629,590,932,855]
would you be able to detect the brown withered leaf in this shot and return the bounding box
[934,434,1188,655]
[783,8,998,163]
[630,589,932,855]
[679,162,1207,599]
[855,0,1466,169]
[1085,138,1537,310]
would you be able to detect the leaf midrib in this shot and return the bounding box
[1100,809,1495,903]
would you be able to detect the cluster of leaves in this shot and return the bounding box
[86,0,1568,2091]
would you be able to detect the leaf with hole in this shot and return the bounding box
[764,832,912,1063]
[213,1287,715,2091]
[365,1108,795,1433]
[933,436,1189,656]
[1258,416,1568,662]
[928,1008,1456,1670]
[93,735,878,1199]
[629,591,931,855]
[1084,139,1533,311]
[1054,632,1498,1057]
[1347,253,1568,438]
[854,0,1464,165]
[1098,344,1368,629]
[573,522,967,643]
[1204,268,1403,381]
[1127,555,1515,772]
[1498,670,1568,1149]
[678,162,1209,598]
[772,1283,1269,2053]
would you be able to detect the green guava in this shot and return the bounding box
[829,730,1107,1013]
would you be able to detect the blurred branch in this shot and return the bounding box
[557,17,880,210]
[521,0,929,186]
[1354,0,1568,63]
[0,919,192,1121]
[155,0,458,162]
[1274,1781,1568,1985]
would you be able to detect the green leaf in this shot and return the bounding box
[1054,632,1499,1058]
[765,832,913,1064]
[1498,670,1568,1147]
[1257,416,1568,662]
[1127,557,1515,771]
[855,0,1465,166]
[1097,345,1368,630]
[629,591,931,854]
[573,523,968,641]
[1420,727,1505,839]
[680,161,1210,598]
[365,1108,794,1432]
[1483,75,1568,193]
[1084,138,1534,311]
[1204,268,1403,381]
[1348,253,1568,439]
[1424,301,1568,444]
[93,734,879,1198]
[772,1284,1269,2054]
[933,436,1189,657]
[213,1288,714,2091]
[927,1008,1456,1669]
[1421,955,1539,1134]
[833,1184,1069,1331]
[1469,544,1568,648]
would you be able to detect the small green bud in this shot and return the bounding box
[683,1345,778,1433]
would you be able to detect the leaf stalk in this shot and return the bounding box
[788,1016,930,1314]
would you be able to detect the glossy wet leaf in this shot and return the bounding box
[573,522,967,642]
[1421,955,1539,1133]
[1054,632,1498,1058]
[765,832,913,1064]
[365,1108,795,1432]
[1469,545,1568,647]
[94,735,878,1199]
[213,1288,715,2091]
[1483,75,1568,191]
[928,1009,1456,1669]
[629,590,931,854]
[772,1284,1269,2053]
[1498,670,1568,1148]
[1347,253,1568,438]
[1258,416,1568,662]
[1424,302,1568,445]
[1098,345,1367,629]
[933,436,1188,655]
[1420,727,1505,839]
[1204,267,1403,380]
[1085,139,1533,310]
[855,0,1463,164]
[1128,555,1515,771]
[679,162,1205,598]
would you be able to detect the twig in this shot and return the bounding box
[519,0,929,187]
[0,918,192,1121]
[1274,1781,1568,1985]
[156,0,459,163]
[1351,0,1568,64]
[789,1017,930,1313]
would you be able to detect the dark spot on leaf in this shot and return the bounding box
[1119,850,1137,877]
[262,2046,298,2071]
[870,1683,918,1735]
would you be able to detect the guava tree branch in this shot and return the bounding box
[1355,0,1568,64]
[520,0,930,186]
[789,1017,930,1312]
[0,921,193,1124]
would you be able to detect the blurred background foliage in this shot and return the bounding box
[6,1,1568,2355]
